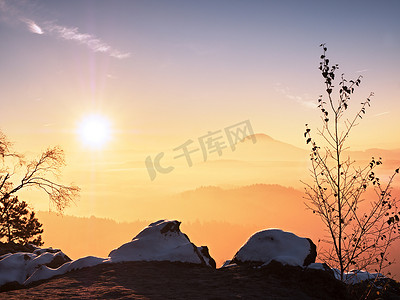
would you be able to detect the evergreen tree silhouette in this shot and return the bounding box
[0,196,43,246]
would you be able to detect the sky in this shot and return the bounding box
[1,0,400,220]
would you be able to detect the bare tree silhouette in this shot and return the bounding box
[303,44,400,282]
[0,130,79,214]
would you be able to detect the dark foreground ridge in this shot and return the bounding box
[1,260,350,300]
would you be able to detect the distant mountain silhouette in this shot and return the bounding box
[349,148,400,160]
[242,133,275,142]
[207,133,400,180]
[238,133,400,163]
[346,148,400,171]
[224,133,308,162]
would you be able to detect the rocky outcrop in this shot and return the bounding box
[0,260,351,299]
[304,238,317,266]
[231,229,316,267]
[0,242,71,267]
[0,247,71,288]
[108,220,216,268]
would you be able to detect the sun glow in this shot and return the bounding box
[78,114,112,149]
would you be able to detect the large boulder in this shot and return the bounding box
[0,247,71,288]
[108,220,216,268]
[231,229,316,267]
[0,242,72,267]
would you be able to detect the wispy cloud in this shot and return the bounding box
[274,83,317,109]
[355,69,369,73]
[374,111,390,117]
[21,18,43,34]
[0,0,130,59]
[43,22,130,59]
[0,0,24,24]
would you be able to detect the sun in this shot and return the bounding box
[78,114,111,149]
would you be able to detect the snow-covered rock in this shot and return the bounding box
[332,269,385,284]
[24,256,107,285]
[0,220,216,290]
[232,229,316,267]
[109,220,216,268]
[306,262,330,271]
[0,248,71,287]
[221,259,236,268]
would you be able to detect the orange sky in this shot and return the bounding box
[1,0,399,242]
[1,3,400,287]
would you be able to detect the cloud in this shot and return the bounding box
[0,0,22,24]
[0,0,130,59]
[374,111,390,117]
[355,69,369,73]
[22,18,43,34]
[43,23,130,59]
[274,83,317,109]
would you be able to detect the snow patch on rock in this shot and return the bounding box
[109,220,215,267]
[0,249,72,287]
[333,269,385,284]
[24,256,107,285]
[232,229,316,267]
[0,220,216,289]
[306,262,329,271]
